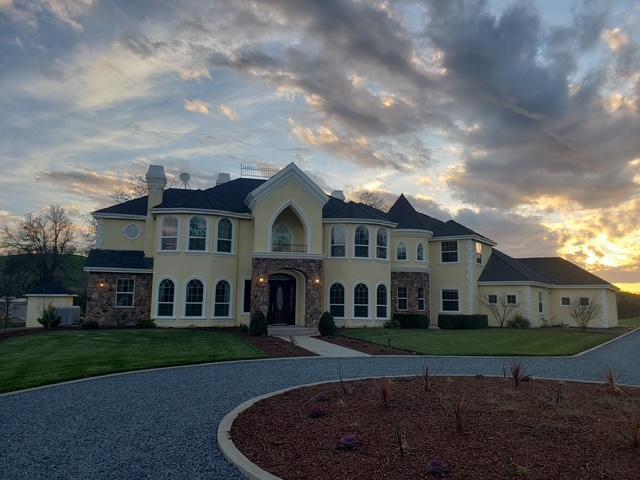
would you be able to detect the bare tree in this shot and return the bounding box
[110,174,176,203]
[1,205,77,283]
[358,191,387,211]
[570,300,602,330]
[480,294,519,328]
[79,213,98,254]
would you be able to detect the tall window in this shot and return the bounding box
[330,225,346,257]
[441,241,458,262]
[376,228,387,259]
[214,281,231,317]
[376,285,387,318]
[396,242,407,260]
[441,289,459,312]
[417,287,426,311]
[475,242,483,264]
[116,279,134,307]
[354,226,369,258]
[353,283,369,318]
[243,279,252,314]
[397,287,408,310]
[188,216,207,251]
[417,242,425,262]
[537,290,544,314]
[272,224,292,251]
[157,279,175,317]
[329,283,345,318]
[185,279,204,317]
[161,216,178,250]
[217,218,232,253]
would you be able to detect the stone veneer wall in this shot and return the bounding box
[391,272,430,318]
[251,257,324,327]
[86,272,152,326]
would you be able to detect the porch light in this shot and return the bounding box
[258,277,265,284]
[98,279,106,288]
[314,278,321,285]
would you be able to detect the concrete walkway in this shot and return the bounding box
[276,335,370,357]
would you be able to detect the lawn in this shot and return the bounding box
[0,329,265,394]
[340,328,619,356]
[620,317,640,329]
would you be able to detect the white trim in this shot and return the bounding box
[352,280,370,319]
[93,213,147,220]
[391,265,430,273]
[159,215,180,252]
[84,267,152,273]
[329,224,348,259]
[353,225,371,259]
[477,281,618,291]
[323,218,396,228]
[122,223,143,242]
[478,280,550,288]
[183,276,207,319]
[268,200,312,253]
[525,287,533,321]
[245,163,329,209]
[215,217,235,254]
[327,281,347,320]
[375,282,389,319]
[416,242,426,262]
[149,208,252,219]
[440,287,460,313]
[466,240,475,313]
[115,278,135,309]
[25,293,77,297]
[439,240,459,264]
[213,277,234,320]
[537,290,544,315]
[434,234,496,246]
[375,227,388,260]
[155,275,177,319]
[251,252,325,260]
[187,215,209,252]
[391,229,433,237]
[396,241,408,261]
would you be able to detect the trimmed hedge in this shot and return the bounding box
[506,314,530,329]
[318,311,336,336]
[438,314,489,330]
[392,313,430,329]
[249,310,268,336]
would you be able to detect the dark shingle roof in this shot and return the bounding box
[323,197,392,222]
[27,281,75,295]
[85,249,153,271]
[432,220,494,243]
[478,250,549,284]
[387,194,443,231]
[518,257,612,286]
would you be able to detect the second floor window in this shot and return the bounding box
[272,224,292,251]
[376,228,387,259]
[441,241,458,263]
[396,242,407,261]
[161,216,178,250]
[417,242,425,262]
[475,241,483,264]
[354,226,369,258]
[217,218,232,253]
[189,216,207,251]
[330,225,346,257]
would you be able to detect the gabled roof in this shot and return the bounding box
[323,197,392,223]
[478,249,549,284]
[518,257,612,286]
[432,219,495,244]
[27,281,75,296]
[387,194,443,231]
[84,249,154,272]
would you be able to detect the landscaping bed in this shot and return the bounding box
[244,335,316,357]
[321,334,412,355]
[231,376,640,480]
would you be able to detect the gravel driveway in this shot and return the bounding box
[1,330,638,480]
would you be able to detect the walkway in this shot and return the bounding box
[276,335,369,357]
[1,330,639,480]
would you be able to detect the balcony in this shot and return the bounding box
[271,243,308,253]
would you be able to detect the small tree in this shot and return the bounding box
[249,310,268,336]
[570,300,602,330]
[318,311,336,336]
[481,294,519,327]
[38,304,61,329]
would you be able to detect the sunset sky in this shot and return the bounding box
[1,0,639,292]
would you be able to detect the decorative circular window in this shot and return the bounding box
[123,223,141,241]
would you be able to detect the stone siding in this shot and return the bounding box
[86,272,152,326]
[251,257,324,327]
[391,271,430,318]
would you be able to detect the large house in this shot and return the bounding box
[84,163,618,329]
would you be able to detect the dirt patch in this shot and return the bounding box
[321,335,412,355]
[231,377,640,480]
[244,335,316,358]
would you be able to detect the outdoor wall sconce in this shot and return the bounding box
[314,278,321,285]
[98,279,106,288]
[258,277,265,284]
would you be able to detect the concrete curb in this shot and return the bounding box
[216,374,640,479]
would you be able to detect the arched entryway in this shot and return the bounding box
[268,273,297,325]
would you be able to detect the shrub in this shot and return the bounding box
[393,313,429,329]
[438,314,488,330]
[506,314,530,329]
[136,318,156,329]
[37,304,61,329]
[452,396,467,433]
[318,311,336,336]
[249,310,268,336]
[383,317,400,329]
[510,361,526,388]
[80,319,100,330]
[239,323,249,334]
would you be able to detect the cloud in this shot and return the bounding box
[601,27,629,52]
[178,65,211,81]
[35,169,128,203]
[219,104,240,121]
[185,99,211,116]
[1,0,93,31]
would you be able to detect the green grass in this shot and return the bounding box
[341,328,619,356]
[0,329,265,394]
[620,317,640,329]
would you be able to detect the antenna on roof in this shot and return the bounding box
[240,163,279,179]
[179,172,191,189]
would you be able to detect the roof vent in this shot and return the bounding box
[216,173,231,185]
[331,190,345,201]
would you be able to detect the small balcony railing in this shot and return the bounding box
[271,243,307,253]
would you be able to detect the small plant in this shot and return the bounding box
[516,465,530,477]
[510,361,526,388]
[308,406,327,418]
[136,318,156,329]
[452,396,466,433]
[80,319,100,330]
[337,433,358,450]
[239,323,249,334]
[383,317,400,329]
[318,311,336,336]
[604,369,625,396]
[396,426,409,457]
[338,365,348,395]
[289,335,296,346]
[37,304,61,329]
[625,414,640,448]
[380,378,393,408]
[249,310,268,336]
[506,314,530,329]
[570,300,602,330]
[426,460,448,478]
[552,382,564,406]
[422,365,431,392]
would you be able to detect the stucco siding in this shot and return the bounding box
[100,218,146,251]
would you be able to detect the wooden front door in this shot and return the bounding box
[268,274,296,325]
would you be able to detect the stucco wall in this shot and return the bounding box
[548,287,618,328]
[100,218,147,251]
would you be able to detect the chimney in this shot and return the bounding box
[146,165,166,211]
[216,172,231,186]
[331,190,345,201]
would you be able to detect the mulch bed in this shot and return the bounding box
[244,335,316,358]
[321,335,413,355]
[231,376,640,480]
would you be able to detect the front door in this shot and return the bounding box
[268,274,296,325]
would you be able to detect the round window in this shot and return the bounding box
[123,223,141,241]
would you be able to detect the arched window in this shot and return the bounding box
[354,226,369,258]
[376,228,387,259]
[157,279,175,317]
[272,224,292,251]
[188,216,207,251]
[376,284,387,318]
[161,216,178,250]
[329,283,345,318]
[185,279,204,317]
[354,283,368,318]
[217,218,232,253]
[330,225,346,257]
[417,242,425,262]
[214,280,231,317]
[397,242,407,260]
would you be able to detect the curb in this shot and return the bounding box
[216,374,640,479]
